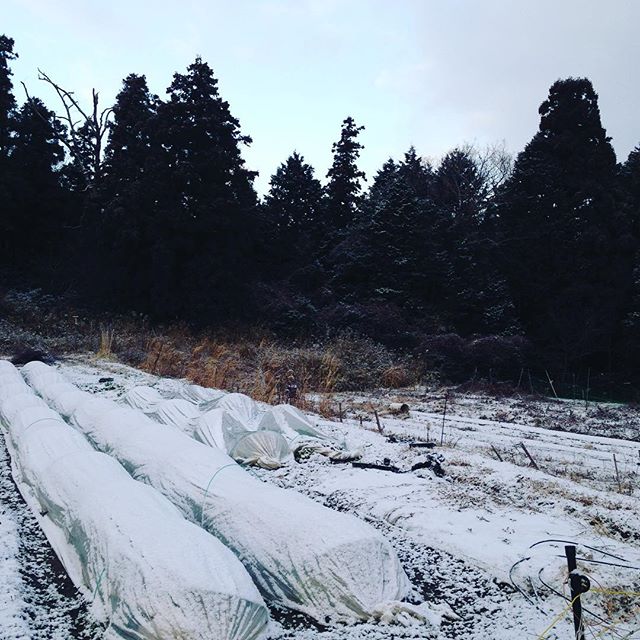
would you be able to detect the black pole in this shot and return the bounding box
[565,545,585,640]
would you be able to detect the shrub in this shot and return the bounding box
[420,333,531,383]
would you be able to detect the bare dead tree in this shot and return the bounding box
[22,69,113,189]
[462,140,514,196]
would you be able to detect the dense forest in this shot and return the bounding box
[1,35,639,397]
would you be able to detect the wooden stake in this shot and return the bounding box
[359,415,363,428]
[338,402,343,423]
[519,442,539,470]
[545,370,558,399]
[613,453,622,493]
[440,394,448,446]
[585,368,591,409]
[373,410,383,434]
[491,445,503,462]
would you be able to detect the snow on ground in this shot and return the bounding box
[0,451,30,640]
[2,354,639,639]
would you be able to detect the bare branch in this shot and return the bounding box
[20,81,76,157]
[462,141,514,195]
[38,68,92,123]
[27,69,114,188]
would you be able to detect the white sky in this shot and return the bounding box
[5,0,640,194]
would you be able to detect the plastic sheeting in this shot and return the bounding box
[151,399,201,429]
[126,386,292,469]
[127,383,359,466]
[1,363,269,640]
[23,362,411,625]
[193,407,244,449]
[256,403,361,462]
[195,409,292,469]
[122,385,163,412]
[217,393,262,425]
[259,404,327,443]
[230,431,291,468]
[197,393,328,465]
[200,392,354,458]
[180,383,227,408]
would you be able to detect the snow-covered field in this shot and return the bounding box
[1,355,639,639]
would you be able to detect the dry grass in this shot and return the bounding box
[381,365,412,388]
[96,325,115,359]
[136,330,364,407]
[1,287,422,404]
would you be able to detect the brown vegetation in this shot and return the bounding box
[0,288,420,401]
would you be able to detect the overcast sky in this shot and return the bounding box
[5,0,640,194]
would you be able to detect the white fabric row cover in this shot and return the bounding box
[125,384,326,444]
[195,409,292,469]
[180,383,227,408]
[258,403,328,443]
[125,384,342,466]
[23,362,411,624]
[0,363,268,640]
[124,388,293,469]
[215,393,328,443]
[211,396,359,463]
[123,384,225,413]
[121,385,164,412]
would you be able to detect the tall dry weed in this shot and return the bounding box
[96,325,115,359]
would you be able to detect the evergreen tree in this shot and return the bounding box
[362,157,398,215]
[327,148,446,342]
[150,57,257,320]
[620,145,640,220]
[100,74,159,308]
[497,78,631,368]
[0,35,19,268]
[431,148,514,334]
[364,151,435,307]
[327,157,400,304]
[615,146,640,377]
[397,146,433,199]
[388,149,445,318]
[9,99,66,272]
[261,151,323,276]
[433,148,487,222]
[325,117,365,234]
[0,34,16,157]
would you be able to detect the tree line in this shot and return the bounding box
[1,35,639,396]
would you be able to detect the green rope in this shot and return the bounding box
[200,463,237,526]
[25,417,66,431]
